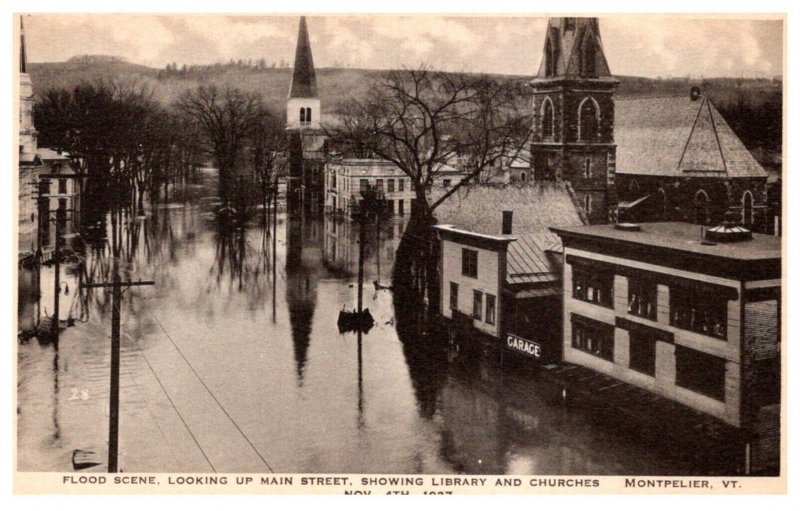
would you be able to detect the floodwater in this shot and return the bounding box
[17,176,710,475]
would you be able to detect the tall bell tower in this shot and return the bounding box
[530,17,618,224]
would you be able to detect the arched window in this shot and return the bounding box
[629,179,640,196]
[306,107,312,123]
[584,194,592,215]
[520,172,527,182]
[742,190,754,226]
[299,107,306,123]
[578,97,600,142]
[541,97,554,138]
[694,190,710,225]
[581,33,597,77]
[584,157,592,178]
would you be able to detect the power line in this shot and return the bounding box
[127,341,216,472]
[141,300,276,473]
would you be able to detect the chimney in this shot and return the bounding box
[690,86,701,101]
[502,210,513,235]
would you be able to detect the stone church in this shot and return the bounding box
[530,17,771,233]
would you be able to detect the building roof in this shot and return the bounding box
[615,96,767,178]
[288,16,318,99]
[507,232,563,285]
[551,222,781,262]
[37,148,70,161]
[435,182,585,236]
[436,183,584,288]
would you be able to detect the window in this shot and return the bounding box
[300,108,306,123]
[694,190,710,225]
[388,179,395,193]
[629,331,656,376]
[450,282,459,310]
[58,178,67,194]
[360,179,368,192]
[398,179,404,192]
[398,199,404,216]
[306,108,312,123]
[584,158,591,178]
[583,194,592,215]
[462,248,478,278]
[572,317,614,361]
[485,294,496,325]
[520,172,527,182]
[628,277,657,320]
[742,191,754,226]
[443,179,451,189]
[578,97,599,141]
[573,268,612,307]
[473,290,483,320]
[376,179,383,191]
[542,98,554,138]
[675,346,726,401]
[386,200,394,215]
[670,287,727,339]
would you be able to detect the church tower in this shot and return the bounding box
[530,17,618,224]
[287,16,320,130]
[19,16,37,164]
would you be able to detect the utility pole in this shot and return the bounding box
[51,212,62,342]
[357,217,365,314]
[272,179,278,323]
[80,278,154,472]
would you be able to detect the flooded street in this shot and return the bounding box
[18,176,707,475]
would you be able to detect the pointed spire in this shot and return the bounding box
[536,17,613,79]
[20,16,27,74]
[288,16,318,98]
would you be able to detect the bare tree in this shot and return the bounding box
[327,68,530,220]
[326,68,530,303]
[250,109,288,226]
[176,85,264,203]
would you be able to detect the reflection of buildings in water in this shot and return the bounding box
[285,214,322,383]
[323,215,406,279]
[435,348,690,475]
[18,266,41,337]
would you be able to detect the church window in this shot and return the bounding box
[300,107,306,123]
[520,172,527,182]
[694,190,710,225]
[584,194,592,215]
[578,97,600,142]
[306,107,312,123]
[657,188,668,219]
[584,158,592,178]
[542,97,554,138]
[742,190,754,226]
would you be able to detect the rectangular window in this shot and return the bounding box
[629,331,656,376]
[473,290,483,320]
[670,288,727,339]
[388,179,395,193]
[398,199,404,216]
[398,179,405,192]
[450,282,459,310]
[58,179,67,194]
[675,346,726,401]
[485,294,496,325]
[443,179,451,188]
[573,269,613,307]
[461,248,478,278]
[628,277,657,320]
[386,199,394,215]
[571,316,614,361]
[360,179,368,192]
[376,179,383,191]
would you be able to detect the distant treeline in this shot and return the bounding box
[28,57,782,154]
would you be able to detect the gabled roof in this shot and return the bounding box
[37,148,70,161]
[435,182,585,236]
[535,17,614,80]
[288,16,318,99]
[615,96,767,178]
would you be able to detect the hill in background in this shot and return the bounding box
[28,56,782,155]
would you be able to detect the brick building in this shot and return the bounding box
[551,221,780,472]
[614,93,771,233]
[529,18,619,224]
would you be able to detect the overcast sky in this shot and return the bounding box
[21,14,783,78]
